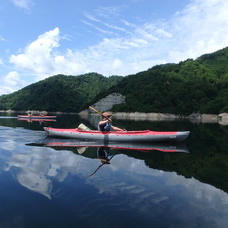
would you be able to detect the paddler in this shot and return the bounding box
[98,112,124,131]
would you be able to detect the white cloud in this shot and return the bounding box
[94,6,122,18]
[84,12,101,23]
[5,0,228,89]
[167,0,228,61]
[11,0,33,11]
[0,36,5,42]
[155,29,173,38]
[103,22,127,33]
[10,28,60,76]
[0,71,27,95]
[84,11,127,34]
[82,20,114,35]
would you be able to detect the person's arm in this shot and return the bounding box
[99,119,110,126]
[111,126,125,131]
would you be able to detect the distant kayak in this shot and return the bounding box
[44,127,190,142]
[18,115,57,119]
[18,118,56,122]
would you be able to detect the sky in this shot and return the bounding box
[0,0,228,95]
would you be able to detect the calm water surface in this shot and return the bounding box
[0,114,228,228]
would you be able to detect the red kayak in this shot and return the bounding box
[18,118,56,122]
[44,127,190,142]
[18,115,57,119]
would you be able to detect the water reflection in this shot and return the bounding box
[17,118,56,123]
[25,137,189,182]
[28,139,190,177]
[36,138,189,153]
[0,118,228,227]
[88,147,116,177]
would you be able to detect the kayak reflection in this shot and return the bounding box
[42,139,189,153]
[18,118,56,124]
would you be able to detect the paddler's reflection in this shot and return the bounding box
[88,147,115,177]
[97,147,111,164]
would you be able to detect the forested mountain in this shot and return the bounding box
[0,73,122,112]
[0,47,228,114]
[100,47,228,114]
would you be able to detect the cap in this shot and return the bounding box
[102,112,112,117]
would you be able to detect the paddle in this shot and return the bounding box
[89,106,111,121]
[89,106,126,130]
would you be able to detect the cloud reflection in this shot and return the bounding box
[0,126,228,226]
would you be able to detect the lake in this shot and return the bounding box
[0,113,228,228]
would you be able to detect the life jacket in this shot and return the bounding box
[98,122,111,131]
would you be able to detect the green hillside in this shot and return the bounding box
[104,47,228,114]
[0,73,122,112]
[0,47,228,114]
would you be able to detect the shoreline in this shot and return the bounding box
[80,110,228,125]
[1,110,228,125]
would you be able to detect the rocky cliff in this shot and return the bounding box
[93,93,125,112]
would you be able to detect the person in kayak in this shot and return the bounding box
[98,112,124,131]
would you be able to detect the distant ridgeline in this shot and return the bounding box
[0,47,228,115]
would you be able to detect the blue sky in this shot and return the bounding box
[0,0,228,95]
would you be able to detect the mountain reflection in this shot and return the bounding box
[25,133,228,195]
[0,125,228,228]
